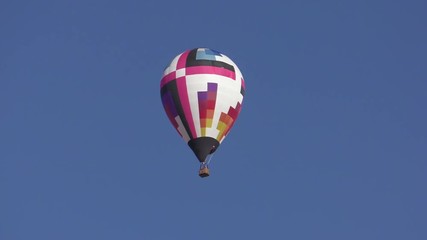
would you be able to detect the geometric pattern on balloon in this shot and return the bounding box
[161,90,179,130]
[198,82,218,136]
[160,79,192,142]
[216,102,242,143]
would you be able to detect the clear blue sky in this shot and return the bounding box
[1,0,426,239]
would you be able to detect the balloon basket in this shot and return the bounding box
[199,167,210,178]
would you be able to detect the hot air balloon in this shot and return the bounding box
[160,48,245,177]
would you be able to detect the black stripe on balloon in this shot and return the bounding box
[161,80,194,139]
[186,48,235,72]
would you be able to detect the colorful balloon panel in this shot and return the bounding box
[160,48,245,162]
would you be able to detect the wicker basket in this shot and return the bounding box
[199,167,210,178]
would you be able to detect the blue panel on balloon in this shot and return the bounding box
[206,49,222,56]
[196,49,220,61]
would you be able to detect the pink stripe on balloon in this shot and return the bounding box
[160,71,176,88]
[176,76,197,139]
[185,66,236,80]
[177,51,190,70]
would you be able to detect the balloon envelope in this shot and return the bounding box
[160,48,245,162]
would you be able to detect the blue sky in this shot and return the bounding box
[1,0,426,239]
